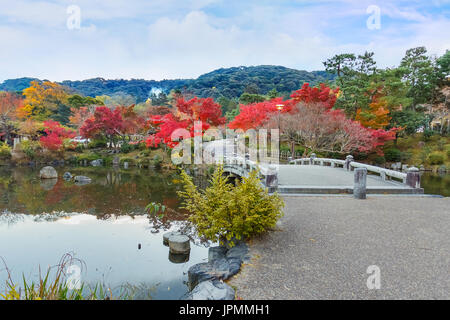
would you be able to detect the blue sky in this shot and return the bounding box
[0,0,449,82]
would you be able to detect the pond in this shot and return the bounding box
[0,166,211,300]
[420,172,450,197]
[0,165,447,299]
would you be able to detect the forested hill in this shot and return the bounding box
[0,65,335,102]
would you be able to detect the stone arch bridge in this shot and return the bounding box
[204,140,424,195]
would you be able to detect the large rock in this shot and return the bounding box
[185,280,235,300]
[226,242,250,263]
[90,159,103,167]
[208,246,227,262]
[39,166,58,179]
[63,172,72,181]
[188,258,241,290]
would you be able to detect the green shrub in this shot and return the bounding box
[18,140,41,160]
[384,148,402,162]
[400,151,412,162]
[120,142,133,154]
[280,144,290,153]
[428,151,445,165]
[446,145,450,158]
[437,139,446,151]
[74,143,85,153]
[423,129,434,141]
[152,154,162,168]
[0,142,11,159]
[140,149,151,157]
[294,145,305,155]
[178,166,284,246]
[77,153,101,162]
[88,138,107,149]
[119,157,135,166]
[373,156,386,165]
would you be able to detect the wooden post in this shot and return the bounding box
[354,168,367,199]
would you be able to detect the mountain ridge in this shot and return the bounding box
[0,65,335,102]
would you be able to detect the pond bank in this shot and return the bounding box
[228,195,450,299]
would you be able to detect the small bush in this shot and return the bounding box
[77,153,101,163]
[428,151,445,165]
[384,148,402,162]
[88,138,107,149]
[437,139,446,151]
[120,142,133,154]
[18,140,41,160]
[120,157,135,166]
[178,166,284,246]
[152,154,162,168]
[373,156,386,165]
[0,142,11,159]
[423,129,434,141]
[445,145,450,158]
[280,144,290,153]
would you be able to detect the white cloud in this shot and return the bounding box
[0,0,448,82]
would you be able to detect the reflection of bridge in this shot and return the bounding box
[204,140,424,195]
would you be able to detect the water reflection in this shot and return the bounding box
[0,212,209,300]
[420,172,450,197]
[0,166,183,216]
[0,166,212,300]
[169,252,190,264]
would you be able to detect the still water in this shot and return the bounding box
[420,172,450,197]
[0,166,210,300]
[0,166,448,299]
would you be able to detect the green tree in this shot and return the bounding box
[390,110,429,134]
[267,88,279,99]
[324,52,377,117]
[436,50,450,85]
[238,92,266,105]
[68,95,104,109]
[399,47,437,110]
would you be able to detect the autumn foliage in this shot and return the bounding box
[355,98,391,130]
[146,97,226,148]
[230,83,396,155]
[40,120,76,151]
[80,106,124,143]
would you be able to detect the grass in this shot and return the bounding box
[0,253,147,300]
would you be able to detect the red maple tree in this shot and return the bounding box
[80,106,124,147]
[40,120,76,151]
[145,97,226,148]
[230,83,396,155]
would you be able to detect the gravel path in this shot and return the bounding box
[228,196,450,299]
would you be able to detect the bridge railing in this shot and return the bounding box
[289,155,421,188]
[223,156,278,192]
[289,157,346,168]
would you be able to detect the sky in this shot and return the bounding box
[0,0,449,82]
